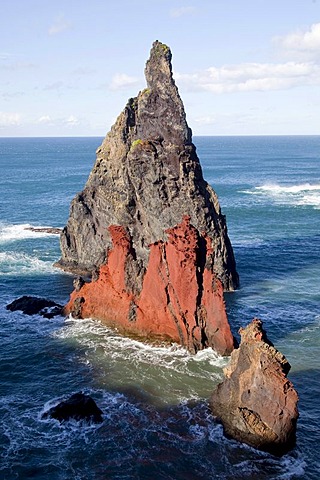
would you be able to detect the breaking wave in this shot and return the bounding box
[54,317,229,405]
[0,223,59,244]
[241,183,320,208]
[0,251,57,276]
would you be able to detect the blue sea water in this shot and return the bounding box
[0,136,319,479]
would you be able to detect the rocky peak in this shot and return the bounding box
[56,40,238,296]
[145,41,173,89]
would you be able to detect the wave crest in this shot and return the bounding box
[0,223,59,244]
[242,183,320,208]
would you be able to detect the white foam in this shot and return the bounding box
[232,237,265,249]
[298,193,320,209]
[193,347,229,368]
[241,183,320,209]
[0,223,59,244]
[54,317,227,404]
[0,251,57,276]
[57,317,228,369]
[256,183,320,194]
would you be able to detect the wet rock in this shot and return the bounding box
[73,276,85,291]
[64,216,235,355]
[42,392,103,423]
[25,227,62,234]
[69,296,85,319]
[210,319,299,456]
[6,296,63,319]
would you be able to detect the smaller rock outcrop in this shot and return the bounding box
[25,227,62,235]
[210,319,299,456]
[42,393,103,423]
[64,216,235,355]
[6,296,63,319]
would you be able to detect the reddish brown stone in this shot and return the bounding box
[64,216,235,355]
[210,319,299,455]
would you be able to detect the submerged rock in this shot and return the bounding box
[6,296,62,319]
[58,40,239,353]
[210,319,299,456]
[42,392,103,423]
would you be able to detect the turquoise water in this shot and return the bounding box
[0,136,319,479]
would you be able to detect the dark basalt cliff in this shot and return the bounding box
[210,319,299,455]
[56,41,238,293]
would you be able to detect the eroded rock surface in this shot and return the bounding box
[64,216,235,355]
[56,40,238,292]
[210,319,299,455]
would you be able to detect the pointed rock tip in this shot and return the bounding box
[145,40,174,89]
[239,318,276,348]
[150,40,172,60]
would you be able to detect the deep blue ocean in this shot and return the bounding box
[0,136,319,479]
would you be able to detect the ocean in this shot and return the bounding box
[0,136,319,479]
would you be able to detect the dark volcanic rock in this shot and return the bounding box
[6,296,63,319]
[25,227,62,234]
[56,40,238,292]
[210,319,299,456]
[42,393,103,423]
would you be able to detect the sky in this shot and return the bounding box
[1,0,320,136]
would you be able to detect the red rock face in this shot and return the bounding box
[64,216,234,355]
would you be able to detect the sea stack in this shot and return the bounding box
[58,40,238,354]
[210,319,299,455]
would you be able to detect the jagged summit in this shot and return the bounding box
[56,40,238,293]
[143,41,191,144]
[145,41,173,89]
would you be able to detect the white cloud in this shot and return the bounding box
[175,61,320,93]
[173,22,320,96]
[193,115,216,125]
[37,115,52,124]
[110,73,139,90]
[64,115,80,126]
[2,91,24,100]
[0,52,12,60]
[275,22,320,56]
[170,6,195,18]
[0,61,36,71]
[43,81,64,91]
[48,14,71,35]
[0,112,21,127]
[72,66,95,75]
